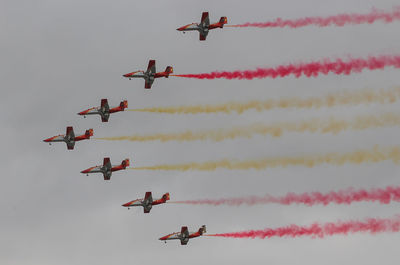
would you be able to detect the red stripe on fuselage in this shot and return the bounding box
[109,106,123,113]
[81,166,97,174]
[74,134,89,141]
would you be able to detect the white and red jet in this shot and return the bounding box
[43,127,93,150]
[81,158,129,180]
[123,60,173,89]
[122,192,170,213]
[159,225,206,245]
[78,99,128,122]
[177,12,227,41]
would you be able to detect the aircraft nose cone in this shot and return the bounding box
[123,73,130,77]
[122,202,130,207]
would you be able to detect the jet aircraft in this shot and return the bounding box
[123,60,173,89]
[159,225,206,245]
[122,192,170,213]
[43,127,93,150]
[78,99,128,122]
[81,158,130,180]
[177,12,227,40]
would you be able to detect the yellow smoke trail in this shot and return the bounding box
[129,87,400,114]
[97,113,400,142]
[131,146,400,171]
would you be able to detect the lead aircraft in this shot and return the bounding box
[43,127,93,150]
[81,158,129,180]
[159,225,206,245]
[123,60,173,89]
[177,12,227,40]
[78,99,128,122]
[122,192,170,213]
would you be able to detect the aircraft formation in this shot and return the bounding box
[42,8,400,245]
[42,12,225,245]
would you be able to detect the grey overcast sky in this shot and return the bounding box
[1,0,400,264]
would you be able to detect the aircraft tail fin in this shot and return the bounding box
[85,129,94,138]
[162,192,170,202]
[121,159,130,168]
[199,225,206,235]
[164,66,173,78]
[219,17,227,28]
[120,100,128,110]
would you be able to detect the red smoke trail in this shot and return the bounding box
[172,186,400,206]
[207,215,400,239]
[172,55,400,80]
[228,7,400,28]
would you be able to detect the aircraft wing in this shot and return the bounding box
[104,173,111,181]
[147,60,156,75]
[145,79,154,89]
[199,31,208,41]
[144,192,153,204]
[66,141,75,150]
[143,192,153,213]
[180,226,190,245]
[100,99,110,122]
[103,158,112,170]
[101,99,110,113]
[66,126,75,139]
[201,12,210,28]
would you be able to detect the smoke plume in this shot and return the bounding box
[172,186,400,206]
[207,215,400,239]
[98,113,400,142]
[130,87,400,115]
[131,146,400,171]
[228,7,400,29]
[172,55,400,80]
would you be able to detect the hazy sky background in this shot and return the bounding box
[2,0,400,264]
